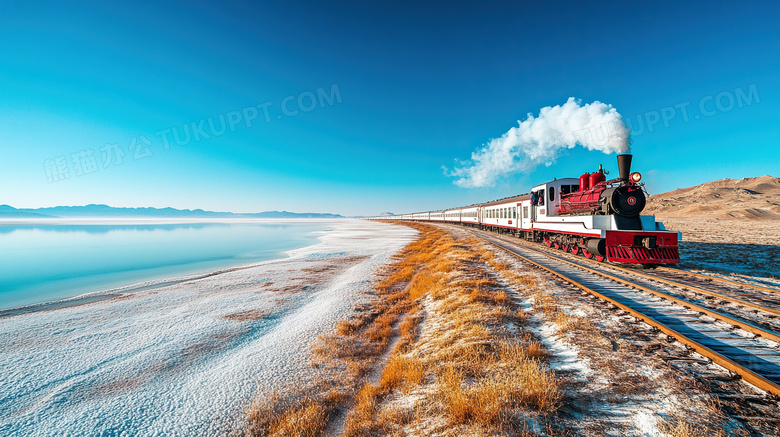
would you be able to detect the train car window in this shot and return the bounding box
[549,187,555,202]
[561,185,570,195]
[523,206,528,218]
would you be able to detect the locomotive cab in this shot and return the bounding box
[531,178,580,219]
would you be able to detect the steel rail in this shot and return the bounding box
[478,235,780,398]
[629,270,780,318]
[656,266,780,295]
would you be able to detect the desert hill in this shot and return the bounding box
[644,175,780,220]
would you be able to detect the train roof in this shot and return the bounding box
[479,193,531,207]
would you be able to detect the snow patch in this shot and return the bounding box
[538,322,592,376]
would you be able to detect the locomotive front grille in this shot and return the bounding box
[607,246,679,263]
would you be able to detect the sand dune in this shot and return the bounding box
[645,175,780,220]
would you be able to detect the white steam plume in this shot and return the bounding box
[447,97,630,188]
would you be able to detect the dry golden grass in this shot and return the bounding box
[338,224,564,436]
[553,311,593,334]
[436,353,561,426]
[245,391,333,437]
[380,354,426,391]
[658,416,729,437]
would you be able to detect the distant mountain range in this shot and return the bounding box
[0,204,343,219]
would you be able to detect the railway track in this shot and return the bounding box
[463,227,780,398]
[654,266,780,296]
[480,229,780,336]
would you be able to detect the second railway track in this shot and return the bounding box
[462,226,780,398]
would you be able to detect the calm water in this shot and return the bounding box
[0,221,334,310]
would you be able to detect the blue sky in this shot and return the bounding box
[1,1,778,216]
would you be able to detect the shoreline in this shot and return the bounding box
[0,220,418,436]
[0,252,320,319]
[0,218,348,312]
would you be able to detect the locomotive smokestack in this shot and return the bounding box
[617,154,632,182]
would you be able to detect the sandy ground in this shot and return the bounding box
[0,220,417,437]
[658,217,780,246]
[658,217,780,279]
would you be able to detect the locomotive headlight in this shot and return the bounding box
[630,172,642,182]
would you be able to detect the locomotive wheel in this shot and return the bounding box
[583,251,593,259]
[554,242,561,250]
[562,244,569,253]
[544,238,552,247]
[595,255,605,262]
[571,246,579,255]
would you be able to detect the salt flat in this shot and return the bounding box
[0,220,417,437]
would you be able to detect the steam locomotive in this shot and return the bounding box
[370,154,680,265]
